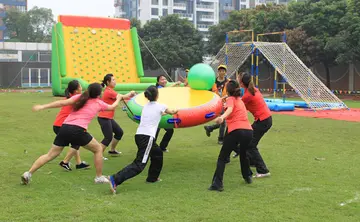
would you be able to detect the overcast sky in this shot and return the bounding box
[28,0,114,20]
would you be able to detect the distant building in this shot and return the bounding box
[0,0,28,42]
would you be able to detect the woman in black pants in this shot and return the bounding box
[209,80,253,192]
[98,74,136,159]
[234,73,271,178]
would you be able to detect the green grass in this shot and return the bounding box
[0,92,359,221]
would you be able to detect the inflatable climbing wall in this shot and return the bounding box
[51,15,156,96]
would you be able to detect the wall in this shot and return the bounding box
[0,62,50,87]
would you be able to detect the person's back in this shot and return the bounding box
[136,102,166,138]
[225,96,252,133]
[242,88,271,121]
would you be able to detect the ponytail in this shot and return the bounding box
[72,83,102,111]
[241,73,256,96]
[65,88,71,98]
[101,74,113,88]
[248,81,255,96]
[73,91,89,111]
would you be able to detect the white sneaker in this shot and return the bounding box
[94,175,110,184]
[21,172,32,185]
[103,157,108,161]
[253,172,271,178]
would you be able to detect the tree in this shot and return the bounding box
[286,27,321,67]
[326,0,360,63]
[288,0,348,88]
[3,6,55,42]
[140,15,204,76]
[207,4,291,55]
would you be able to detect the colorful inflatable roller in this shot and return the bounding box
[125,87,223,128]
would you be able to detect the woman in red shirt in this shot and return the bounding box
[98,74,136,158]
[235,73,271,178]
[53,80,90,171]
[208,80,253,192]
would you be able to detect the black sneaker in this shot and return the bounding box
[208,185,224,192]
[161,148,169,153]
[244,176,253,184]
[204,126,212,137]
[218,140,223,145]
[59,161,72,171]
[233,153,239,158]
[76,162,90,170]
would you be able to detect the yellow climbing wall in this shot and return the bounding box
[63,27,139,83]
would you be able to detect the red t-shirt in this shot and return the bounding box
[224,96,252,133]
[242,88,271,121]
[53,95,77,127]
[98,87,117,119]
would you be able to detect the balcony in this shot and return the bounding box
[173,2,186,10]
[174,13,193,21]
[196,4,215,11]
[223,5,234,12]
[199,15,214,22]
[197,24,210,32]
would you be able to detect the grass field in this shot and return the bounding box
[0,92,359,222]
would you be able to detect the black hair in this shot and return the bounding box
[101,73,114,87]
[144,85,158,102]
[241,72,255,96]
[73,83,102,111]
[226,80,241,97]
[65,80,80,98]
[156,75,166,87]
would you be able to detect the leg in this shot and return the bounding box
[82,138,104,177]
[159,128,174,151]
[210,132,237,191]
[147,142,163,182]
[247,118,272,174]
[204,123,220,137]
[218,121,226,144]
[109,119,124,152]
[112,135,152,186]
[29,145,64,174]
[97,117,113,152]
[238,130,253,183]
[62,148,78,164]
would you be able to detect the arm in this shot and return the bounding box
[170,81,182,87]
[32,97,77,111]
[215,107,233,124]
[119,91,136,100]
[106,94,122,111]
[164,108,178,115]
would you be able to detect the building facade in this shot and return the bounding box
[0,0,28,42]
[115,0,219,40]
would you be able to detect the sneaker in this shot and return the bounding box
[161,148,169,153]
[94,175,110,184]
[233,153,239,158]
[108,150,122,156]
[253,172,271,178]
[76,162,90,170]
[204,126,212,137]
[103,157,108,161]
[208,185,224,192]
[146,178,162,183]
[108,175,117,194]
[218,140,223,145]
[59,161,72,171]
[244,176,253,184]
[21,172,32,185]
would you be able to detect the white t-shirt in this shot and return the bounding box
[136,101,167,138]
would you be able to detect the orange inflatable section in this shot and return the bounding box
[58,15,130,30]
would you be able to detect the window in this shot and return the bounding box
[16,6,26,12]
[163,0,168,6]
[241,0,247,2]
[162,9,168,16]
[151,0,159,5]
[0,31,3,40]
[151,8,159,15]
[241,4,247,9]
